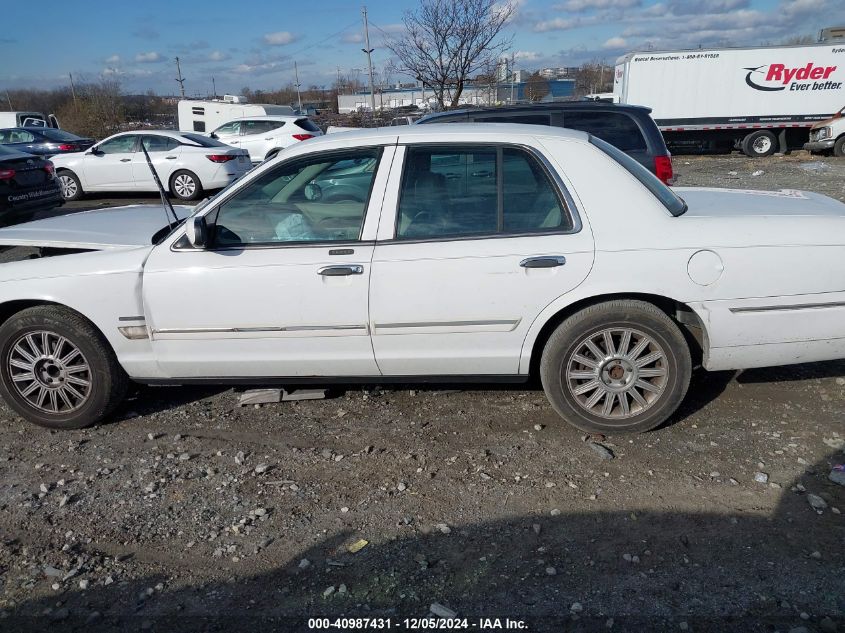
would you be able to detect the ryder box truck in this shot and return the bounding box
[613,43,845,157]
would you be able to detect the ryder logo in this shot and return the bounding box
[744,63,840,92]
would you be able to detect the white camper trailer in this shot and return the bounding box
[0,111,60,128]
[177,96,295,133]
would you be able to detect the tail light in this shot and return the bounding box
[206,154,236,163]
[654,155,674,185]
[44,163,55,178]
[292,134,314,141]
[57,144,78,151]
[0,168,15,180]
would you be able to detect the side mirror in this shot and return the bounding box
[210,132,219,139]
[185,215,208,249]
[87,148,103,156]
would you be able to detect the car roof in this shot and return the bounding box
[306,123,590,147]
[226,115,301,122]
[418,102,652,123]
[109,130,195,140]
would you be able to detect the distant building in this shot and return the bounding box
[819,26,845,42]
[539,67,579,80]
[337,79,575,113]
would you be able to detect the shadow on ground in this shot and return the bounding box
[4,448,843,633]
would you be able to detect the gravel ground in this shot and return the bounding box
[0,153,843,633]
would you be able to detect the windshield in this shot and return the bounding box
[589,136,687,217]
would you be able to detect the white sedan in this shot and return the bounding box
[209,115,323,164]
[0,124,843,433]
[52,130,251,201]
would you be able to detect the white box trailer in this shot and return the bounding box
[613,43,845,156]
[178,97,295,134]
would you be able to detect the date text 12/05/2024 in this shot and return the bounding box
[307,618,529,629]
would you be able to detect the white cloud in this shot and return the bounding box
[556,0,640,11]
[533,17,578,32]
[208,50,229,62]
[603,36,627,48]
[514,50,541,61]
[105,54,120,65]
[263,31,296,46]
[135,51,162,63]
[342,32,364,44]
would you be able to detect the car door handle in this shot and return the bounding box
[120,158,131,162]
[318,265,364,276]
[165,156,177,159]
[520,256,567,268]
[264,137,274,140]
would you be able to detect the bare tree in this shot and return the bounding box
[524,72,550,102]
[386,0,515,109]
[573,60,613,97]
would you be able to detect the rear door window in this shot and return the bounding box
[563,111,647,152]
[396,145,572,239]
[141,135,180,152]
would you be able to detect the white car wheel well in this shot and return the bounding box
[528,293,706,377]
[0,300,116,356]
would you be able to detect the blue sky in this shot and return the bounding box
[1,0,840,94]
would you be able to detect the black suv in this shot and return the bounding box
[417,103,673,184]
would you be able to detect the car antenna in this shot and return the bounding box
[140,143,180,227]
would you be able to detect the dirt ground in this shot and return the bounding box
[0,152,843,633]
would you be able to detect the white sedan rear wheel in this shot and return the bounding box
[171,170,203,201]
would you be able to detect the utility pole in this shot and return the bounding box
[212,76,217,98]
[509,53,515,103]
[294,60,303,112]
[68,73,78,105]
[361,5,376,114]
[175,57,186,98]
[4,90,12,110]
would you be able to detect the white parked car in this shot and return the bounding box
[209,116,323,164]
[52,130,251,202]
[0,124,843,433]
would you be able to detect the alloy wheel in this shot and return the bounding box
[7,331,91,414]
[173,174,196,198]
[59,175,77,198]
[565,327,668,419]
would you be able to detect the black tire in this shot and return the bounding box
[741,130,777,158]
[170,170,203,201]
[57,170,83,201]
[540,300,692,434]
[834,136,845,158]
[0,306,128,429]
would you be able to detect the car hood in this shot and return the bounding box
[675,187,845,218]
[0,204,192,250]
[810,111,842,130]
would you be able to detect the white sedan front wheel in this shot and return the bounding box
[170,170,203,201]
[0,306,129,429]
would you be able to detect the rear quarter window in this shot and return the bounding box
[295,118,321,133]
[589,136,686,217]
[564,111,647,152]
[180,133,230,148]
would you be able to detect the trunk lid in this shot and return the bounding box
[676,187,845,218]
